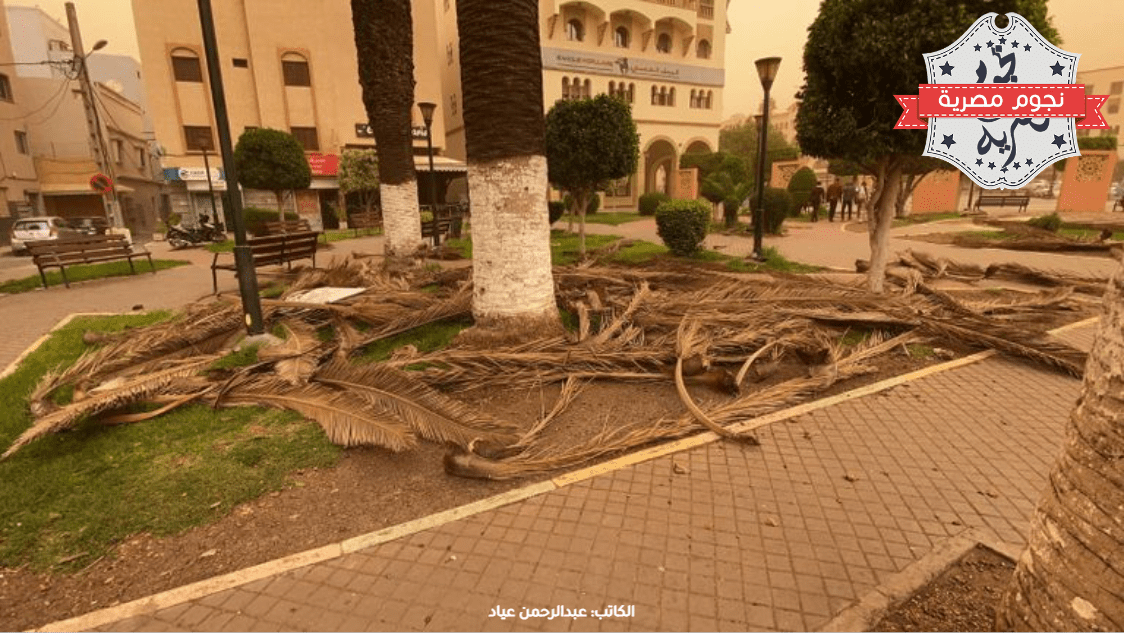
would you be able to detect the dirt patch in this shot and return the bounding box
[872,545,1016,632]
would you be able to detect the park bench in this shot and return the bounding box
[262,219,312,234]
[974,195,1030,213]
[28,234,155,289]
[210,230,320,294]
[1114,197,1123,212]
[348,210,382,237]
[421,204,468,246]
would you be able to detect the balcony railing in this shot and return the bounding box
[698,2,714,19]
[645,0,698,10]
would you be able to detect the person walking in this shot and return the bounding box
[856,181,868,220]
[809,181,825,222]
[826,178,843,222]
[841,179,857,221]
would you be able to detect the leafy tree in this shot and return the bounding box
[545,94,639,256]
[787,166,817,210]
[719,121,800,190]
[339,149,380,215]
[233,128,312,220]
[682,152,751,227]
[796,0,1058,292]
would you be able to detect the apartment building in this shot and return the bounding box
[436,0,728,208]
[132,0,450,228]
[1076,66,1123,152]
[0,3,40,224]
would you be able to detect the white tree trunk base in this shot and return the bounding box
[381,181,423,257]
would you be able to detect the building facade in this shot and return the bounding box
[0,3,41,224]
[132,0,451,230]
[1076,66,1123,152]
[436,0,728,208]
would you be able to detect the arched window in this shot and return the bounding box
[566,19,584,42]
[689,89,697,108]
[697,39,711,59]
[614,26,630,49]
[651,86,659,105]
[171,48,203,82]
[706,90,713,109]
[659,86,667,106]
[628,83,635,103]
[668,87,675,107]
[609,80,616,97]
[656,33,672,54]
[583,79,591,98]
[562,77,571,100]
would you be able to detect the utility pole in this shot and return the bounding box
[66,2,122,228]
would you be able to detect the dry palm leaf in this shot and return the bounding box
[352,287,472,351]
[313,360,516,447]
[258,321,324,385]
[513,376,589,449]
[3,355,219,460]
[219,376,416,451]
[587,282,650,347]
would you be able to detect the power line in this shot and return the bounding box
[0,76,71,121]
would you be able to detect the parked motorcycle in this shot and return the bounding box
[166,217,227,249]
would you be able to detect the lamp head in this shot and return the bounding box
[754,57,781,91]
[91,39,108,52]
[418,102,437,126]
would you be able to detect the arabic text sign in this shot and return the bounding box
[489,605,635,621]
[919,84,1087,118]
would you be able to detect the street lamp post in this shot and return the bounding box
[752,57,781,261]
[199,136,220,227]
[417,102,440,246]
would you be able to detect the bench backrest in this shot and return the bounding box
[349,211,382,229]
[246,231,319,266]
[977,195,1029,204]
[262,219,312,234]
[28,234,132,261]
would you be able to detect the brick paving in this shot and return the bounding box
[79,323,1096,632]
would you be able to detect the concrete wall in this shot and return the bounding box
[0,3,42,216]
[1056,149,1118,212]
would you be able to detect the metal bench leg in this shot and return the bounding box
[212,267,219,295]
[60,266,70,288]
[127,257,137,276]
[38,267,49,289]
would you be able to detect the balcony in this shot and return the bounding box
[645,0,697,10]
[698,0,713,19]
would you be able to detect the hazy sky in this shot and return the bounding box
[15,0,1123,120]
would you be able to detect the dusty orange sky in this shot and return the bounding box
[15,0,1123,120]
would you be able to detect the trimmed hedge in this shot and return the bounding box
[548,200,566,225]
[563,192,601,215]
[787,167,817,211]
[750,188,794,234]
[244,207,300,236]
[639,191,671,216]
[655,199,711,256]
[1027,212,1061,232]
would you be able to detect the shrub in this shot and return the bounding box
[244,207,300,236]
[655,199,711,256]
[563,192,600,214]
[548,200,566,225]
[787,167,817,211]
[639,191,671,216]
[1026,212,1061,232]
[750,188,794,234]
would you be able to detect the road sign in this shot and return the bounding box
[89,173,113,194]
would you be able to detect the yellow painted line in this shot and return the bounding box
[552,433,717,487]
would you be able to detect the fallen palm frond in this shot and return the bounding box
[513,376,589,449]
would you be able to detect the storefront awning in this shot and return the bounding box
[414,155,468,173]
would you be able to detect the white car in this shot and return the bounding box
[9,216,79,255]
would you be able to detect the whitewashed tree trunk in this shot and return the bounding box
[381,181,423,257]
[467,154,560,337]
[867,158,902,293]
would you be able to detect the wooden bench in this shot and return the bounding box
[348,210,382,236]
[1114,197,1123,212]
[211,230,320,294]
[262,219,312,234]
[974,195,1030,213]
[421,204,468,246]
[28,234,155,289]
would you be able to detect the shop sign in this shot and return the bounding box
[308,152,340,176]
[355,123,430,140]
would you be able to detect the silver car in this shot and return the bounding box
[9,216,79,255]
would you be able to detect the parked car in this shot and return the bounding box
[9,216,80,255]
[69,216,109,236]
[1027,181,1054,198]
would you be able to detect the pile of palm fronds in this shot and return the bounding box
[3,250,1097,480]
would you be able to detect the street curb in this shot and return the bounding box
[0,312,120,380]
[28,317,1098,632]
[818,528,1024,632]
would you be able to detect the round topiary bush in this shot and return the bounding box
[750,188,794,235]
[655,199,711,256]
[639,191,671,216]
[548,200,566,225]
[1026,212,1061,232]
[563,192,601,215]
[786,167,816,213]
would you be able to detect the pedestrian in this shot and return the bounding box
[826,178,843,222]
[841,179,857,221]
[856,181,868,220]
[809,181,825,222]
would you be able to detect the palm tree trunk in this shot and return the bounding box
[351,0,422,258]
[455,0,562,344]
[997,256,1124,631]
[867,156,902,293]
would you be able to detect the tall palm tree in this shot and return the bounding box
[350,0,422,257]
[455,0,563,343]
[997,257,1124,630]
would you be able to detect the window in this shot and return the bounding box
[114,139,124,164]
[138,146,146,168]
[562,77,571,100]
[282,56,311,87]
[1111,81,1123,95]
[697,39,711,59]
[627,83,634,104]
[583,79,591,98]
[1085,84,1095,95]
[291,126,319,151]
[566,19,584,42]
[0,73,13,101]
[690,89,697,108]
[656,33,672,54]
[668,87,675,107]
[449,92,458,116]
[14,130,28,154]
[171,52,203,82]
[184,126,213,151]
[47,39,71,52]
[446,42,454,65]
[232,58,249,68]
[444,0,449,11]
[614,27,630,49]
[1108,98,1120,115]
[651,85,658,105]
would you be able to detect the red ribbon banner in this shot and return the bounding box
[895,85,1109,130]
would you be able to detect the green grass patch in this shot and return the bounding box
[446,231,622,266]
[840,329,872,346]
[0,313,341,571]
[906,343,935,359]
[709,220,753,234]
[560,212,646,226]
[0,260,190,294]
[355,318,471,364]
[1057,227,1124,241]
[208,343,262,370]
[893,212,963,228]
[608,240,821,274]
[957,230,1018,241]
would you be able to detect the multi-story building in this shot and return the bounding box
[1076,66,1123,152]
[132,0,451,229]
[0,3,40,226]
[436,0,728,208]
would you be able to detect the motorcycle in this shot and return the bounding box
[166,217,227,249]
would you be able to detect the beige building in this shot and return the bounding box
[1076,66,1123,152]
[0,3,40,224]
[436,0,728,208]
[132,0,452,229]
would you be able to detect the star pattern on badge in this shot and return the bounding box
[939,62,954,76]
[941,134,955,148]
[1050,61,1064,75]
[1052,135,1066,148]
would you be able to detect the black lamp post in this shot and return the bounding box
[418,101,440,246]
[198,134,220,227]
[752,56,781,261]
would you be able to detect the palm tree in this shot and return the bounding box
[997,258,1124,630]
[455,0,563,342]
[350,0,422,257]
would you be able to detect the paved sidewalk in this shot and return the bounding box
[66,323,1095,632]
